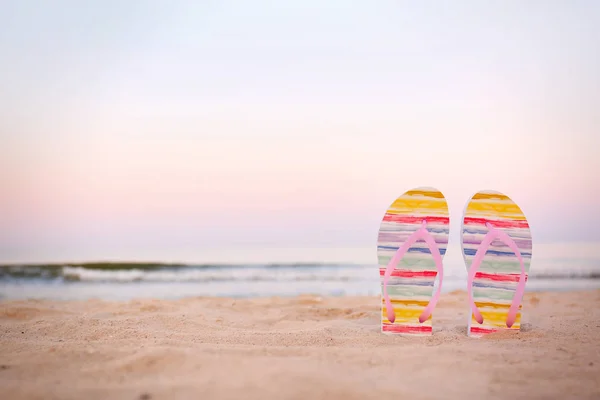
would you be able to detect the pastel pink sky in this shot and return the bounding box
[1,1,599,263]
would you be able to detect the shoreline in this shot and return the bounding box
[2,279,600,302]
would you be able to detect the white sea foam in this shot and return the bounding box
[60,265,379,283]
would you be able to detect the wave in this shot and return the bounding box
[0,264,374,283]
[59,266,374,283]
[1,263,599,283]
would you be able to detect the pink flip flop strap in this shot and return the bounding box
[467,222,527,328]
[383,220,444,324]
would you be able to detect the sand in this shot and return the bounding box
[1,290,599,400]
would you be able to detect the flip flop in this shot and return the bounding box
[377,187,449,336]
[461,190,532,338]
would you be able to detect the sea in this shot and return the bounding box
[0,243,598,301]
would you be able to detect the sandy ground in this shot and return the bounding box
[1,290,599,400]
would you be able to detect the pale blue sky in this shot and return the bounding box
[1,1,599,263]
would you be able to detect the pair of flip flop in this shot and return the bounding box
[377,187,532,337]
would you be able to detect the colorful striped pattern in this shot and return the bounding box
[461,190,532,338]
[377,187,449,336]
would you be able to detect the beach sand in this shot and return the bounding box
[1,290,599,400]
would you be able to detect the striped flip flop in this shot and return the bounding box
[377,187,450,336]
[461,190,532,338]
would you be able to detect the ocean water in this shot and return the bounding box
[0,243,598,301]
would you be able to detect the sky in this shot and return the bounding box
[1,1,599,263]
